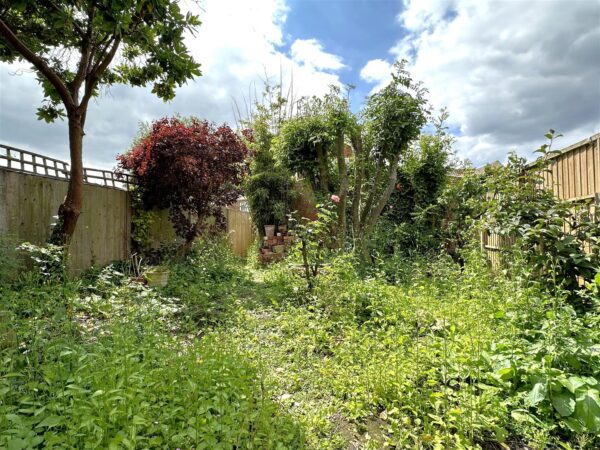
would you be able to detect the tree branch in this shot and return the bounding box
[0,17,75,110]
[80,36,121,112]
[70,5,95,100]
[364,152,401,233]
[350,132,364,238]
[359,152,384,228]
[41,0,86,38]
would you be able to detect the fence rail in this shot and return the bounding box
[0,144,135,190]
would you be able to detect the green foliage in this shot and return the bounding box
[486,286,600,439]
[216,252,600,448]
[164,237,250,326]
[244,104,294,234]
[362,61,429,161]
[483,131,600,301]
[17,242,68,284]
[374,114,455,255]
[437,165,487,250]
[0,235,22,286]
[2,235,599,448]
[0,0,201,119]
[289,202,338,291]
[275,87,353,196]
[0,254,302,449]
[130,191,157,252]
[276,115,334,184]
[245,151,293,234]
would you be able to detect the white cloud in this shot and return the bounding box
[290,38,345,71]
[362,0,600,165]
[397,0,457,32]
[359,58,392,88]
[0,0,344,168]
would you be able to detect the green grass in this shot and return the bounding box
[0,261,302,449]
[1,242,599,449]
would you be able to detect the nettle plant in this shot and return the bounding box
[118,118,249,253]
[483,131,600,301]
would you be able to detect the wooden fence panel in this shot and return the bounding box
[146,204,254,258]
[1,145,255,275]
[0,170,130,274]
[225,202,254,258]
[482,133,600,264]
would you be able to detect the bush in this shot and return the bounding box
[118,117,248,246]
[483,137,600,304]
[164,237,249,326]
[245,147,294,235]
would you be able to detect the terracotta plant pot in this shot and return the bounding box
[278,224,287,233]
[264,224,276,238]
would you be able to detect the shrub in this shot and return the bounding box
[164,237,249,325]
[375,121,454,256]
[483,133,600,303]
[118,118,249,247]
[244,126,294,235]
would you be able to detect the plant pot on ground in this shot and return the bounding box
[264,224,276,238]
[144,266,170,288]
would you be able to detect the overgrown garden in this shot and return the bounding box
[1,11,599,448]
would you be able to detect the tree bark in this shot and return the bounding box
[350,132,364,244]
[315,142,329,195]
[51,112,84,245]
[355,152,401,260]
[336,130,348,247]
[364,152,401,233]
[359,153,384,227]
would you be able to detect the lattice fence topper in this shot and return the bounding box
[0,144,135,190]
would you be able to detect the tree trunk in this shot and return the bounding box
[315,142,329,195]
[50,112,84,246]
[350,133,364,245]
[355,153,401,261]
[336,130,348,247]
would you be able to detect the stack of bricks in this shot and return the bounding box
[259,224,295,263]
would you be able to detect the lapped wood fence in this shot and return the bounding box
[0,144,253,273]
[482,133,600,265]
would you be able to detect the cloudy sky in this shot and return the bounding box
[1,0,599,169]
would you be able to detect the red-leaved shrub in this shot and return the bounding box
[118,118,249,244]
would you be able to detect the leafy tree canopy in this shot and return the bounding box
[0,0,201,122]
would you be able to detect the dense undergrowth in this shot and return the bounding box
[1,239,599,449]
[0,241,302,449]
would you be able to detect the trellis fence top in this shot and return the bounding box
[0,144,135,190]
